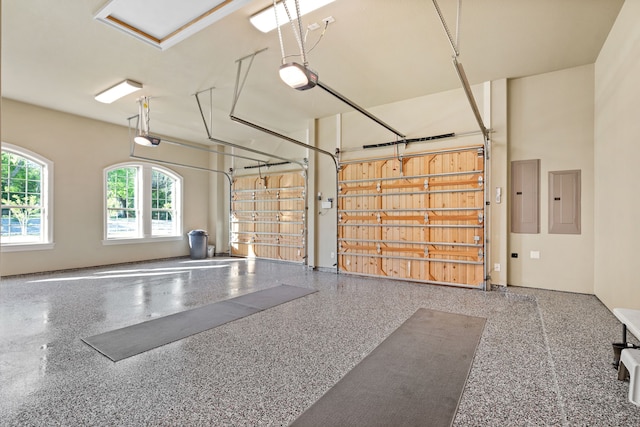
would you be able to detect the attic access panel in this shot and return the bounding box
[94,0,252,50]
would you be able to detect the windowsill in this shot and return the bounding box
[1,242,56,252]
[102,235,185,246]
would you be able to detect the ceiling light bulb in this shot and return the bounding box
[279,63,318,90]
[134,135,161,146]
[95,79,143,103]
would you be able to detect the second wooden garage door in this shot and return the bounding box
[230,172,306,263]
[338,146,486,288]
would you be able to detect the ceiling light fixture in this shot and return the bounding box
[249,0,335,33]
[95,79,142,103]
[279,62,318,90]
[134,96,161,146]
[134,135,161,146]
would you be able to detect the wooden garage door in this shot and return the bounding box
[230,172,306,263]
[338,146,486,288]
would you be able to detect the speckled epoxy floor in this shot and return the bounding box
[1,257,639,426]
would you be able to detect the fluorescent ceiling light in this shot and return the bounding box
[279,62,318,90]
[95,79,142,103]
[250,0,336,33]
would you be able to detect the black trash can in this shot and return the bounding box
[188,229,208,259]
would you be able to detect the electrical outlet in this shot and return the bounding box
[330,251,335,259]
[530,251,540,259]
[494,263,501,272]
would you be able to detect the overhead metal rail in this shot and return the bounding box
[195,89,306,169]
[229,49,339,171]
[430,0,488,142]
[127,114,275,170]
[316,81,406,140]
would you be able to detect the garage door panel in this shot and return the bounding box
[338,147,486,288]
[231,172,306,263]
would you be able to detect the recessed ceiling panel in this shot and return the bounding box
[94,0,253,50]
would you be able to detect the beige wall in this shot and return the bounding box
[489,79,509,287]
[594,0,640,310]
[507,64,595,294]
[1,99,211,276]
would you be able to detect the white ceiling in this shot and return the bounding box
[1,0,625,156]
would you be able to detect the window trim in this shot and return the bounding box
[103,161,183,244]
[1,143,54,252]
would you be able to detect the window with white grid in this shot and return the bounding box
[105,163,181,241]
[1,143,53,249]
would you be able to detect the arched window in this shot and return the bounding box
[1,143,54,250]
[104,162,182,242]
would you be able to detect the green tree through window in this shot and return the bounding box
[106,167,138,238]
[151,169,176,236]
[1,150,45,243]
